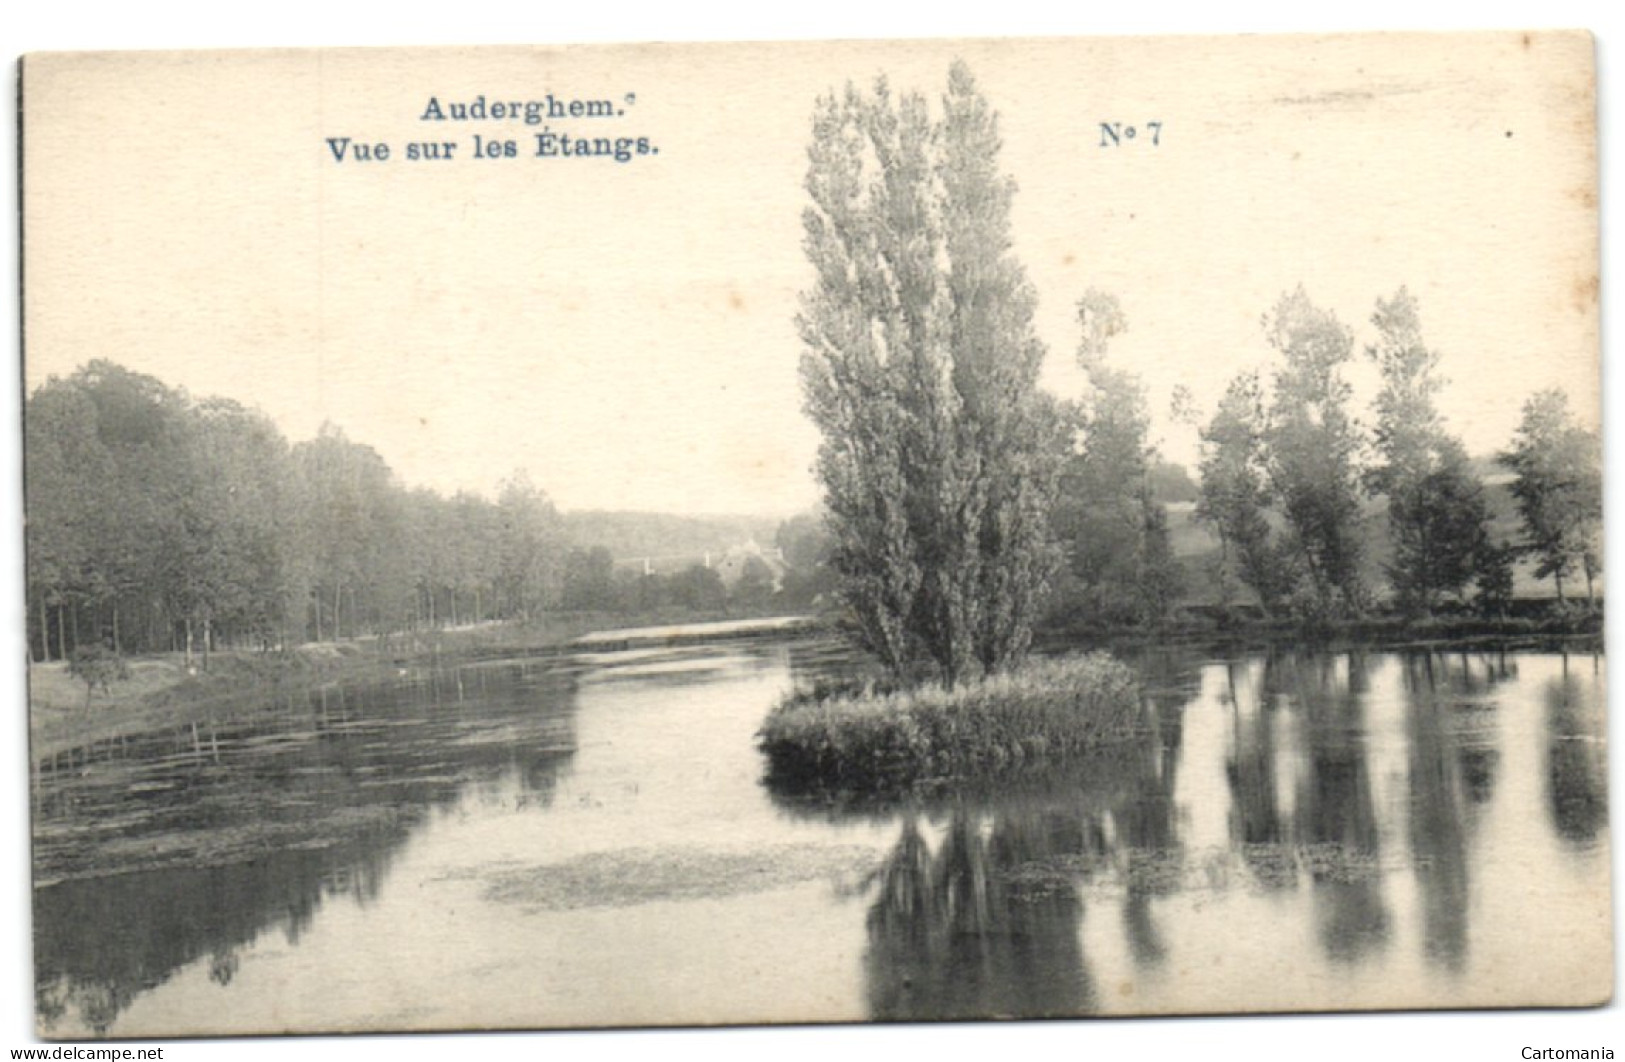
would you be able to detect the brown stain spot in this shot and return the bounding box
[563,300,580,313]
[1522,32,1533,50]
[419,417,429,427]
[1062,254,1076,266]
[1569,185,1599,210]
[1118,981,1135,998]
[728,438,793,488]
[1572,273,1600,314]
[729,292,746,312]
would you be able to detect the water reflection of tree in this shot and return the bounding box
[1286,653,1391,965]
[861,725,1187,1019]
[35,834,398,1036]
[32,661,578,1037]
[1401,653,1476,972]
[1224,655,1294,888]
[1545,654,1607,847]
[865,809,1096,1020]
[849,651,1202,1020]
[1116,735,1182,968]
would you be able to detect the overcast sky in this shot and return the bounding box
[23,33,1599,514]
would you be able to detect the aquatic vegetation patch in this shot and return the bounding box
[758,653,1143,793]
[477,843,883,910]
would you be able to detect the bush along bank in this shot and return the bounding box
[757,652,1143,794]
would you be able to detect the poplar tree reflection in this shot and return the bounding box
[1403,653,1472,972]
[864,808,1096,1020]
[861,710,1190,1020]
[1545,654,1607,847]
[1288,653,1391,964]
[1225,655,1295,888]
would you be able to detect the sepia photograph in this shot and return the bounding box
[12,21,1612,1049]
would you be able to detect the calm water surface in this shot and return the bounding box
[32,640,1610,1035]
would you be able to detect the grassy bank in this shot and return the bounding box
[28,643,410,763]
[758,653,1142,794]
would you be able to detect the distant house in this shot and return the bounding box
[712,540,789,592]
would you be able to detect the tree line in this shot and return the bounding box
[1194,286,1600,622]
[797,62,1602,687]
[24,361,815,665]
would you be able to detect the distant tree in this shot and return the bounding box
[449,490,502,625]
[292,424,408,640]
[774,512,831,572]
[1263,288,1366,616]
[1147,461,1199,505]
[562,545,618,612]
[24,381,106,660]
[668,563,727,612]
[1499,390,1602,603]
[1386,442,1493,614]
[48,362,193,655]
[167,398,296,663]
[1197,371,1295,614]
[1472,541,1517,618]
[494,473,565,621]
[798,62,1067,685]
[774,512,836,608]
[1055,290,1177,626]
[731,555,778,610]
[1365,289,1490,614]
[68,645,130,710]
[24,358,583,657]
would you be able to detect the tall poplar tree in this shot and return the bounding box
[1499,389,1602,604]
[1057,290,1177,626]
[1263,288,1367,616]
[1365,288,1489,614]
[1197,371,1294,615]
[798,62,1066,686]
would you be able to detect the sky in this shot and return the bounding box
[21,32,1600,515]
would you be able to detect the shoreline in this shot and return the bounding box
[27,605,1602,764]
[27,611,824,763]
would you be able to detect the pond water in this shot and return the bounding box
[31,640,1610,1036]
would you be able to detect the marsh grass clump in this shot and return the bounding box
[758,653,1142,792]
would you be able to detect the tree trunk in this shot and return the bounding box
[56,605,66,663]
[38,596,49,662]
[202,617,212,672]
[112,599,122,654]
[333,585,343,640]
[1555,567,1566,606]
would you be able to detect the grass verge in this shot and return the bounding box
[758,652,1142,794]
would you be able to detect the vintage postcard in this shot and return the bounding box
[20,32,1605,1039]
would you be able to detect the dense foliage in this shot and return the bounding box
[798,63,1067,686]
[1052,291,1178,628]
[24,362,825,664]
